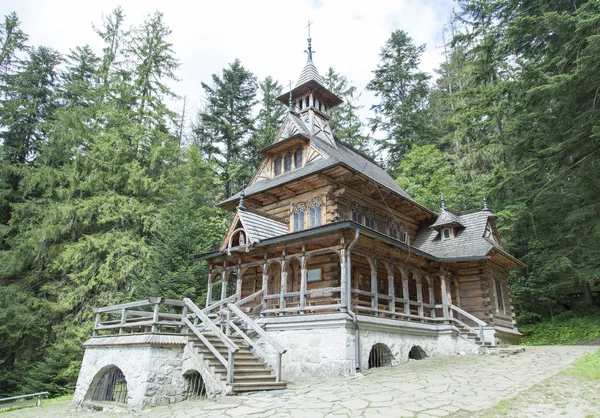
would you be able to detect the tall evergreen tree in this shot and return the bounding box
[193,59,257,197]
[367,30,435,165]
[323,67,370,153]
[247,76,285,167]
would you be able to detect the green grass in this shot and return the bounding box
[0,394,72,414]
[519,312,600,346]
[564,349,600,380]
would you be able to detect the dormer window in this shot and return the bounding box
[284,152,293,172]
[274,156,282,176]
[294,148,303,169]
[442,228,452,240]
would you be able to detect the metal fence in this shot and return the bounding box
[91,367,128,404]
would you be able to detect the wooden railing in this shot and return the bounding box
[227,303,287,382]
[183,298,240,384]
[0,392,48,409]
[450,304,487,342]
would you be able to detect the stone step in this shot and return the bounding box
[231,382,287,393]
[233,374,277,382]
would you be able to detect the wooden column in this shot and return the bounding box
[300,254,307,312]
[220,270,227,301]
[416,272,424,318]
[441,273,449,320]
[339,248,347,311]
[235,261,243,298]
[402,268,409,314]
[205,272,213,308]
[447,275,454,319]
[370,259,378,309]
[280,259,287,311]
[428,274,436,318]
[388,264,395,314]
[261,263,268,312]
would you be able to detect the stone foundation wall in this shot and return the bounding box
[253,313,480,380]
[72,344,185,412]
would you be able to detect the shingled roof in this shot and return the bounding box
[238,208,288,243]
[430,209,464,229]
[296,58,326,87]
[413,210,497,259]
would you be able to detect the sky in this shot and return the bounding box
[1,0,456,131]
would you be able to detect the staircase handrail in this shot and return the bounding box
[201,294,238,315]
[234,289,264,307]
[227,303,286,354]
[227,303,286,382]
[182,317,228,368]
[450,304,486,342]
[183,298,240,353]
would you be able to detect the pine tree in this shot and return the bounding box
[323,67,370,153]
[193,59,257,197]
[247,76,285,168]
[367,30,435,165]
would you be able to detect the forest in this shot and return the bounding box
[1,0,599,397]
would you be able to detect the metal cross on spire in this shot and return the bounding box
[440,191,446,210]
[288,80,293,113]
[305,20,315,61]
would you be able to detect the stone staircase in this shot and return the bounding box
[191,332,286,393]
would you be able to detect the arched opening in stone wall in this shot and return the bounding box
[183,370,207,401]
[89,366,128,404]
[408,346,427,360]
[368,343,393,369]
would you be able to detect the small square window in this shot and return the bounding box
[307,269,321,282]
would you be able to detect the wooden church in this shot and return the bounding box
[72,37,522,411]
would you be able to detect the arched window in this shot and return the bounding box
[399,224,408,243]
[298,99,302,110]
[351,203,363,224]
[294,203,306,232]
[305,96,309,108]
[389,219,399,239]
[284,152,293,172]
[238,232,245,246]
[309,198,322,228]
[365,209,376,229]
[274,156,282,176]
[294,148,303,169]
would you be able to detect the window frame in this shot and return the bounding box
[293,203,306,232]
[274,156,282,176]
[309,198,322,228]
[294,147,303,169]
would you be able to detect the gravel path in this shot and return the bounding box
[6,345,597,418]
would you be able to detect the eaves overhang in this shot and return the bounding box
[193,221,512,265]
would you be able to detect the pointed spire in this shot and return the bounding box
[237,190,245,210]
[440,191,446,211]
[305,20,314,61]
[483,196,489,211]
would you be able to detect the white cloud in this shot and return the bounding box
[1,0,455,131]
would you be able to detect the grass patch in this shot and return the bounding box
[0,394,72,414]
[519,312,600,345]
[564,349,600,380]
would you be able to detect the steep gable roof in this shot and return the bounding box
[220,207,289,251]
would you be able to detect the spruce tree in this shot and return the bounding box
[324,67,370,153]
[193,59,257,197]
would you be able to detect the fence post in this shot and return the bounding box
[119,308,127,335]
[152,301,160,333]
[227,349,234,384]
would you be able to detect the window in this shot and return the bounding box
[365,209,376,229]
[309,198,322,228]
[294,203,305,232]
[399,226,408,243]
[305,96,309,108]
[284,152,293,172]
[274,156,282,176]
[389,219,399,239]
[442,228,452,240]
[294,148,303,169]
[307,268,321,282]
[494,272,505,312]
[351,203,363,224]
